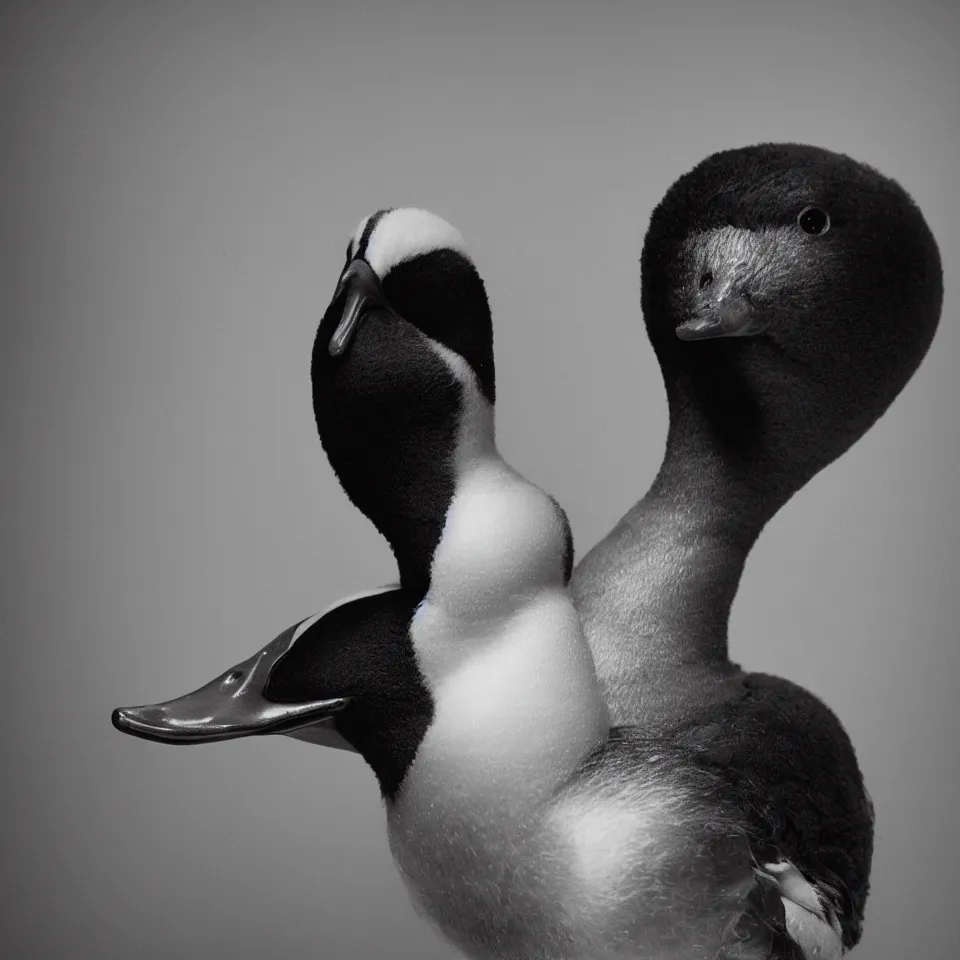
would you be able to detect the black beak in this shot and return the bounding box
[676,290,769,341]
[328,258,389,358]
[112,627,349,745]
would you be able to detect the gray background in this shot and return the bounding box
[4,2,957,957]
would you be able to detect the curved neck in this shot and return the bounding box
[381,371,499,593]
[632,395,783,657]
[315,347,472,595]
[395,384,607,811]
[571,363,798,719]
[392,458,608,810]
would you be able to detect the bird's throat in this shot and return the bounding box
[571,374,789,727]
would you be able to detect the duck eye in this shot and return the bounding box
[797,206,830,235]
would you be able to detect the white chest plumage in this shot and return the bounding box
[110,202,879,960]
[380,465,759,956]
[380,341,612,956]
[379,350,738,958]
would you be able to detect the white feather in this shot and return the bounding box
[363,208,473,279]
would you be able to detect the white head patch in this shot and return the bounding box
[350,208,473,281]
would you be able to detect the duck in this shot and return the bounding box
[572,143,943,728]
[114,207,610,957]
[569,143,943,948]
[110,191,940,959]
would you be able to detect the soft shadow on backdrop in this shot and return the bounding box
[4,2,957,957]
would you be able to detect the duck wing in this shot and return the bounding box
[718,861,842,958]
[686,673,874,957]
[717,871,808,958]
[589,672,871,958]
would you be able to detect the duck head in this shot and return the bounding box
[113,586,434,800]
[113,209,512,802]
[642,143,943,499]
[312,208,495,593]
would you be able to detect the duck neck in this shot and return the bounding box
[396,438,608,820]
[645,395,785,656]
[572,360,796,709]
[378,452,460,597]
[322,404,465,597]
[314,323,478,597]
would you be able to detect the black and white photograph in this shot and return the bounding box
[4,2,957,958]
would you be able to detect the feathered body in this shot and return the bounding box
[571,144,942,954]
[113,153,942,959]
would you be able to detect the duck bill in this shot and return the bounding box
[676,292,768,341]
[112,627,349,745]
[328,258,386,358]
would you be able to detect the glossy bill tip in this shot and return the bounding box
[111,628,351,745]
[111,697,349,745]
[329,292,367,358]
[329,258,387,358]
